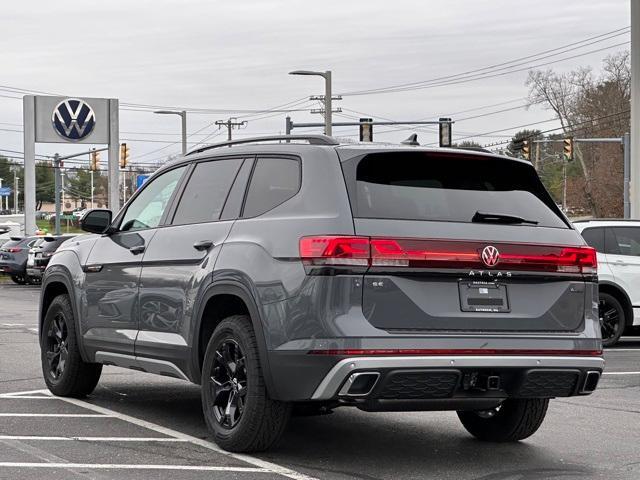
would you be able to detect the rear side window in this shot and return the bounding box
[345,152,567,228]
[581,227,605,252]
[609,227,640,256]
[172,158,244,225]
[242,157,301,218]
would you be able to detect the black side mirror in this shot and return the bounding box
[80,209,113,234]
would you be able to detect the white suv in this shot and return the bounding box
[574,220,640,346]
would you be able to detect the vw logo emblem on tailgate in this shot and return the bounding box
[481,245,500,267]
[52,98,96,141]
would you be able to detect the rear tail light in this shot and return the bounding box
[7,247,21,253]
[299,236,597,275]
[299,236,370,267]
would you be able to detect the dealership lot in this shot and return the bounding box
[1,283,639,480]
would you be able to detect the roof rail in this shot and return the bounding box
[186,135,339,156]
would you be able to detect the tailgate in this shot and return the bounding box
[356,220,592,333]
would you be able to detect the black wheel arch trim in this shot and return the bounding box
[40,270,90,361]
[599,280,634,327]
[190,279,278,399]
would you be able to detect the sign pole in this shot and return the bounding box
[108,99,120,213]
[54,154,61,235]
[23,96,36,235]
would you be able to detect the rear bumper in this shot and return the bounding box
[310,355,605,403]
[0,261,24,275]
[26,267,44,278]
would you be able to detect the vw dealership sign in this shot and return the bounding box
[23,94,120,234]
[51,98,96,141]
[33,96,110,145]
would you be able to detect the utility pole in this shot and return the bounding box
[13,170,18,214]
[215,118,247,141]
[54,154,61,236]
[90,170,94,210]
[562,157,568,212]
[631,0,640,217]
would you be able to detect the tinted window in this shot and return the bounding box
[345,152,567,228]
[609,227,640,256]
[243,157,301,218]
[221,158,254,221]
[172,158,244,225]
[581,227,605,252]
[120,166,186,231]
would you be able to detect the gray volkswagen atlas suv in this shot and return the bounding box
[39,135,604,452]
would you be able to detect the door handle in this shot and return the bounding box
[193,240,214,251]
[129,245,145,255]
[614,259,627,265]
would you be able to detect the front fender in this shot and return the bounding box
[41,252,90,361]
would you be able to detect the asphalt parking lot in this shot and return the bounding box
[1,283,639,480]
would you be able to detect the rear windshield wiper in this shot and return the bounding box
[472,211,539,225]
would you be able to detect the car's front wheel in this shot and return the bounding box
[201,315,291,452]
[41,294,102,397]
[599,292,625,347]
[457,398,549,442]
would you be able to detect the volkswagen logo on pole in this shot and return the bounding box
[51,98,96,141]
[481,245,500,267]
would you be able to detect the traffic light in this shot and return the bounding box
[522,140,530,160]
[90,149,100,171]
[359,118,373,142]
[439,117,452,148]
[120,143,130,169]
[563,137,573,161]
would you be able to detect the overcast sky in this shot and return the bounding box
[0,0,631,165]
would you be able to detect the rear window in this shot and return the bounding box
[344,152,567,228]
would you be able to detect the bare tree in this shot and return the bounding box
[526,52,630,217]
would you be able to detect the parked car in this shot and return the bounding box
[0,235,40,284]
[574,219,640,346]
[26,235,77,283]
[39,135,604,453]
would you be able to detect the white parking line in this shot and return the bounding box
[0,435,187,442]
[602,371,640,375]
[605,349,640,352]
[0,396,57,400]
[1,323,24,327]
[0,413,112,417]
[0,389,52,397]
[0,463,267,472]
[4,389,319,480]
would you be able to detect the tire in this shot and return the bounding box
[457,398,549,442]
[10,275,26,285]
[41,294,102,397]
[201,315,291,452]
[599,292,625,347]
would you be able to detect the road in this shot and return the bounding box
[0,284,639,480]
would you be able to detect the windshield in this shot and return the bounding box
[344,151,568,229]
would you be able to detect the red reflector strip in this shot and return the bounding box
[308,349,603,357]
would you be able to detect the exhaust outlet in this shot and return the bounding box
[338,372,380,397]
[581,371,601,393]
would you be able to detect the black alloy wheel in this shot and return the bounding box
[599,292,625,347]
[45,313,69,380]
[209,339,248,429]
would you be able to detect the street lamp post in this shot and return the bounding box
[154,110,187,154]
[289,70,332,136]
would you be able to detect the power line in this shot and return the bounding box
[339,27,630,96]
[481,110,631,149]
